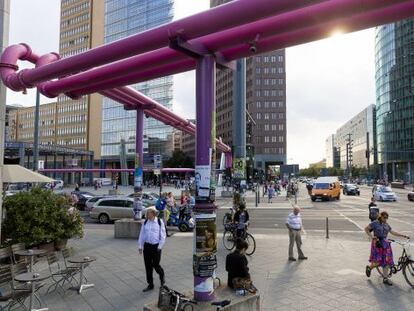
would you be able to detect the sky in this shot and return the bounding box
[6,0,376,168]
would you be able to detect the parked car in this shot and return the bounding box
[85,195,113,211]
[408,191,414,202]
[90,197,138,224]
[373,185,397,202]
[72,191,95,210]
[343,183,360,196]
[5,183,30,196]
[127,192,158,206]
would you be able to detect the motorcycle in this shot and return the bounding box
[167,204,195,232]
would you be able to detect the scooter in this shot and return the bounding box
[167,204,195,232]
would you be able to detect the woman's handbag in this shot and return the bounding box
[232,277,258,294]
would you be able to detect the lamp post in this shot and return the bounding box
[383,111,393,183]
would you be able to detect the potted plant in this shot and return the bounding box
[54,199,84,250]
[2,188,83,250]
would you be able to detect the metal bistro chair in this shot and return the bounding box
[0,247,13,265]
[61,247,85,284]
[11,243,26,265]
[0,264,31,311]
[46,252,78,295]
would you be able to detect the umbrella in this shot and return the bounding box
[2,165,54,183]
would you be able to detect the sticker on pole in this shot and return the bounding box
[195,165,211,200]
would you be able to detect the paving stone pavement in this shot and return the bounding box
[22,227,414,311]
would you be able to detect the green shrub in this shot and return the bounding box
[2,188,83,247]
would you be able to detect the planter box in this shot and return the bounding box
[114,219,143,239]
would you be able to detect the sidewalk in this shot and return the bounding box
[35,227,414,311]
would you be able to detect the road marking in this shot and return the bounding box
[334,209,365,231]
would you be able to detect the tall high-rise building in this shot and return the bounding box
[59,0,104,158]
[211,0,287,177]
[101,0,174,168]
[375,18,414,182]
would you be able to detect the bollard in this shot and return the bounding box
[258,187,260,204]
[255,188,258,207]
[326,217,329,239]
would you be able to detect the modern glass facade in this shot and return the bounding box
[102,0,174,161]
[375,19,414,182]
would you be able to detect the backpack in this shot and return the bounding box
[369,205,379,221]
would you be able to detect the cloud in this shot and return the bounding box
[286,28,375,168]
[6,0,60,106]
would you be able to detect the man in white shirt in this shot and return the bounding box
[138,206,166,292]
[285,206,307,261]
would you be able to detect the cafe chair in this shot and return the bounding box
[0,264,31,311]
[11,243,26,265]
[46,252,77,296]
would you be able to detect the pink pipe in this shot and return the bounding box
[42,0,411,97]
[39,168,195,173]
[0,43,39,91]
[67,0,414,97]
[103,87,230,153]
[63,60,195,99]
[1,0,323,91]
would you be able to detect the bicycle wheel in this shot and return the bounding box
[245,233,256,256]
[223,230,235,251]
[402,260,414,288]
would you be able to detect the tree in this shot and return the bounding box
[163,150,194,168]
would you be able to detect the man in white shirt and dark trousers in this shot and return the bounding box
[286,206,308,261]
[138,206,166,292]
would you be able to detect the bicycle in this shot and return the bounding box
[369,238,414,288]
[388,239,414,288]
[158,285,197,311]
[222,223,256,256]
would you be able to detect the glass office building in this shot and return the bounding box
[375,19,414,182]
[102,0,174,164]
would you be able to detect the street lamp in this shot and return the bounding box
[383,110,393,182]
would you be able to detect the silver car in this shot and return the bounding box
[90,197,135,224]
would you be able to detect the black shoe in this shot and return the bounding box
[143,285,154,292]
[298,256,308,260]
[365,265,371,278]
[288,257,296,261]
[383,278,393,286]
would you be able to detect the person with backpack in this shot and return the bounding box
[138,206,166,292]
[368,197,379,222]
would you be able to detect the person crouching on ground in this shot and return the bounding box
[138,206,166,292]
[285,206,307,261]
[365,211,409,286]
[226,239,250,289]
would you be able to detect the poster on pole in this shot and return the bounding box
[233,157,246,179]
[195,165,211,201]
[134,153,142,189]
[193,213,217,278]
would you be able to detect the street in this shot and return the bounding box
[80,184,414,241]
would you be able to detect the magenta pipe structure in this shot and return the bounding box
[39,0,412,97]
[101,88,231,153]
[38,168,195,173]
[64,0,414,98]
[0,0,323,92]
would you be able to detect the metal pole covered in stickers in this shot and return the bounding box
[194,54,217,302]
